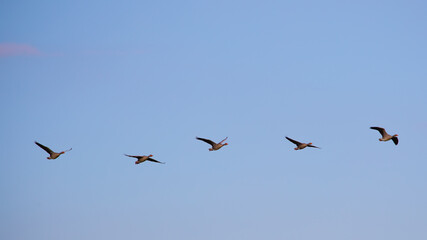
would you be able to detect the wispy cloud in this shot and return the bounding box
[0,43,42,57]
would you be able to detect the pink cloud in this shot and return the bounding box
[0,43,42,57]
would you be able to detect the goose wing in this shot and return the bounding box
[124,154,142,159]
[285,137,302,146]
[392,136,399,145]
[147,157,165,164]
[370,127,387,137]
[196,137,216,146]
[218,137,228,145]
[308,144,320,149]
[35,141,53,154]
[63,148,72,153]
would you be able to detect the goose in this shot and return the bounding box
[370,127,398,145]
[35,141,72,159]
[124,154,165,165]
[285,137,320,150]
[196,137,228,151]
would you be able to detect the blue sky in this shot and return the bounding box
[1,0,427,239]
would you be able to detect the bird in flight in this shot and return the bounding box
[196,137,228,151]
[35,141,72,159]
[124,154,165,165]
[370,127,398,145]
[285,137,320,150]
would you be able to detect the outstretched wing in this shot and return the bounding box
[218,137,228,145]
[196,137,216,146]
[35,141,53,154]
[63,148,72,153]
[392,136,398,145]
[370,127,387,137]
[124,154,141,159]
[147,158,165,164]
[285,137,302,146]
[308,144,320,149]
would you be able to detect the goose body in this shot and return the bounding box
[124,154,165,165]
[35,141,72,159]
[285,137,320,150]
[196,137,228,151]
[370,127,398,145]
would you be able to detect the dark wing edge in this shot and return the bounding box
[285,137,301,146]
[35,141,53,154]
[392,136,398,145]
[196,137,216,146]
[147,158,165,164]
[370,127,386,136]
[124,154,141,159]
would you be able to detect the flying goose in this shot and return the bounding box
[124,154,165,165]
[370,127,398,145]
[196,137,228,151]
[35,141,72,159]
[285,137,320,150]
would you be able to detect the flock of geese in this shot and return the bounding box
[34,126,399,165]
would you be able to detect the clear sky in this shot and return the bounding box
[1,0,427,239]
